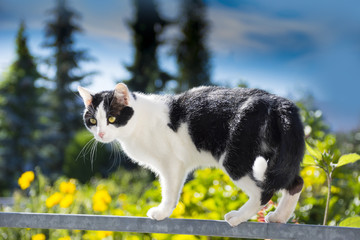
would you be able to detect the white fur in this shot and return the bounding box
[86,92,220,221]
[93,93,219,172]
[252,156,268,182]
[225,175,263,226]
[265,190,301,223]
[78,86,92,107]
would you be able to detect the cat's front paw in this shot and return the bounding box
[147,206,172,221]
[225,210,247,227]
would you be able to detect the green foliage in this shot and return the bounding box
[63,129,138,183]
[305,137,360,171]
[124,0,172,92]
[64,130,114,183]
[175,0,211,92]
[336,128,360,155]
[337,154,360,168]
[296,105,360,226]
[339,216,360,228]
[304,137,360,225]
[0,22,42,192]
[296,96,329,141]
[42,0,94,175]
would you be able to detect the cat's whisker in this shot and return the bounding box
[76,138,96,163]
[116,141,123,166]
[118,143,125,164]
[112,141,119,162]
[108,141,114,160]
[115,141,123,164]
[87,139,96,156]
[107,141,117,172]
[89,139,98,171]
[88,139,98,165]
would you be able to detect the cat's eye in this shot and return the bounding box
[89,118,97,125]
[108,116,116,123]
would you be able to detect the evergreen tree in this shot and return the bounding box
[175,0,211,92]
[124,0,172,92]
[0,22,41,191]
[42,0,93,173]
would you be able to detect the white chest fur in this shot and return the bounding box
[116,93,218,174]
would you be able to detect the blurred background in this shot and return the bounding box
[0,0,360,237]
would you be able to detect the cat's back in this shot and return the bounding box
[167,86,275,124]
[176,85,266,103]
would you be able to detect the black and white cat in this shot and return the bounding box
[78,83,304,226]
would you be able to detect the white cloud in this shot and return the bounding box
[207,6,322,55]
[72,0,132,43]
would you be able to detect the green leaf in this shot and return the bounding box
[306,142,322,160]
[303,154,316,166]
[336,153,360,168]
[339,216,360,228]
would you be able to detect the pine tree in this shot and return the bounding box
[175,0,211,92]
[42,0,93,173]
[0,22,41,190]
[124,0,172,92]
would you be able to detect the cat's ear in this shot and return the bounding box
[114,83,130,106]
[78,86,93,107]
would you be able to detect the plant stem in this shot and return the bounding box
[323,174,332,225]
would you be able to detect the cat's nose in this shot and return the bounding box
[98,132,105,138]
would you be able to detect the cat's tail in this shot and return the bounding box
[265,100,305,192]
[259,100,304,223]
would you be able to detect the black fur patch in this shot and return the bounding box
[168,87,237,159]
[168,86,304,200]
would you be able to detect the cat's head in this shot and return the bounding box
[78,83,134,143]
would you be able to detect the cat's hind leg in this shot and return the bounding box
[225,175,270,227]
[265,175,303,223]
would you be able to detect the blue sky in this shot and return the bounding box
[1,0,360,131]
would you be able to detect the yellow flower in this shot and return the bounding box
[93,190,112,204]
[171,202,185,217]
[301,166,326,188]
[32,233,46,240]
[46,192,63,208]
[60,180,76,194]
[125,235,140,240]
[182,192,192,205]
[172,235,198,240]
[97,231,113,239]
[151,234,168,240]
[92,189,112,212]
[93,200,109,212]
[18,171,35,190]
[22,171,35,182]
[18,178,31,190]
[58,236,71,240]
[111,209,125,216]
[60,194,74,208]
